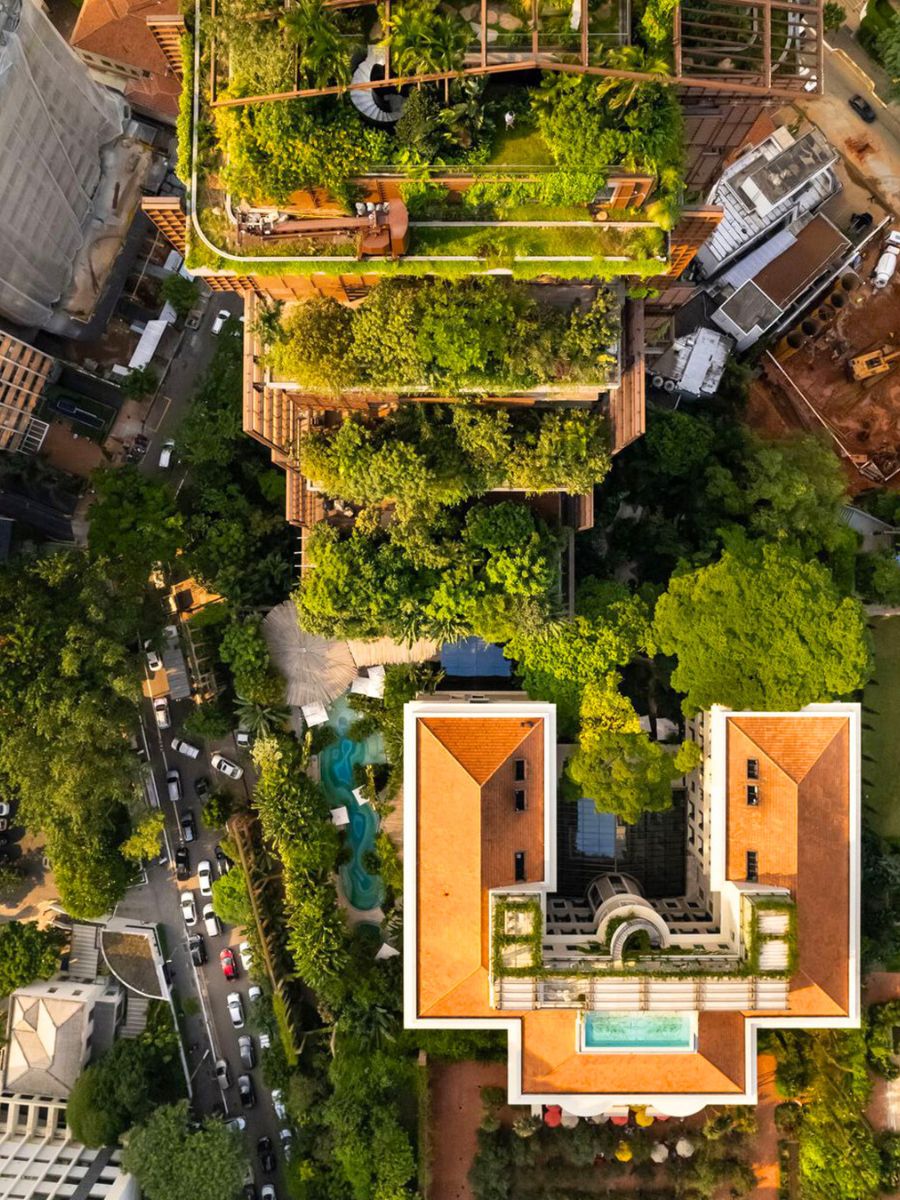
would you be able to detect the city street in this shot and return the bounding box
[118,677,286,1197]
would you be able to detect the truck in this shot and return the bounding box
[873,230,900,289]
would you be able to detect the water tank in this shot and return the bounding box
[651,375,665,389]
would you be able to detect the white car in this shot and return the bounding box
[215,1058,231,1089]
[235,728,251,748]
[258,1030,271,1050]
[248,984,262,1004]
[197,860,213,897]
[158,439,175,469]
[279,1128,293,1159]
[171,737,200,760]
[211,309,230,334]
[153,698,170,729]
[211,752,243,781]
[238,940,252,972]
[260,1186,276,1200]
[202,903,220,937]
[225,1116,246,1134]
[226,991,244,1028]
[0,802,10,819]
[271,1089,286,1121]
[145,643,163,673]
[180,891,197,926]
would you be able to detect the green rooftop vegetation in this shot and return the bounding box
[264,277,622,393]
[184,0,684,274]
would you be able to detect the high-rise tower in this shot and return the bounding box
[0,0,126,326]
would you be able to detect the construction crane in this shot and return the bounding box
[848,344,900,381]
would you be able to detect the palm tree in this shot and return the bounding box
[384,0,471,101]
[595,45,671,108]
[282,0,352,89]
[234,694,290,738]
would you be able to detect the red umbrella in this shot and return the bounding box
[544,1105,562,1127]
[653,1114,671,1122]
[610,1114,629,1126]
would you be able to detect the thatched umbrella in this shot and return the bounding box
[675,1137,695,1159]
[263,601,355,708]
[650,1143,669,1164]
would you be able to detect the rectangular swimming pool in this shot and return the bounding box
[582,1011,696,1052]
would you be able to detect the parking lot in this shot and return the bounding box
[138,668,290,1198]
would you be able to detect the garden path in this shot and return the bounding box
[428,1061,509,1200]
[747,1053,780,1200]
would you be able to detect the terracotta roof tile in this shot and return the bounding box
[420,717,537,785]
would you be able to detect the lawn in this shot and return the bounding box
[488,125,555,167]
[863,617,900,839]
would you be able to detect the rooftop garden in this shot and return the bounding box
[183,0,684,275]
[263,277,622,393]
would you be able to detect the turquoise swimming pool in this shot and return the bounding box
[583,1012,695,1051]
[319,696,386,912]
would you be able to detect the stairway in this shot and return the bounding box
[120,995,150,1039]
[350,48,405,124]
[68,922,100,981]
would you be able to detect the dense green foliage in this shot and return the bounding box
[271,279,621,393]
[219,615,285,705]
[67,1004,185,1146]
[653,538,872,713]
[160,274,200,318]
[177,324,291,606]
[120,810,166,864]
[0,922,63,996]
[211,865,253,926]
[0,552,141,917]
[300,404,611,523]
[122,1101,246,1200]
[88,468,183,587]
[295,501,560,643]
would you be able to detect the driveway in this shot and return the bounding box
[800,46,900,217]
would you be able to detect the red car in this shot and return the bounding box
[219,948,237,979]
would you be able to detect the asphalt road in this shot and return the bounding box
[130,677,287,1195]
[138,291,245,477]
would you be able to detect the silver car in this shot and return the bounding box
[227,991,244,1028]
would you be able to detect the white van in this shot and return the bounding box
[158,439,175,469]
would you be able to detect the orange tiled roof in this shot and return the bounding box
[71,0,181,122]
[726,716,851,1016]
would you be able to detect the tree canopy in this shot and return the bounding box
[122,1102,246,1200]
[0,921,63,996]
[67,1007,185,1146]
[0,552,141,917]
[271,279,621,394]
[88,468,183,590]
[653,539,872,713]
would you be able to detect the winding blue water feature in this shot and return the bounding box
[319,695,386,912]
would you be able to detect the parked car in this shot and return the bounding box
[219,947,237,979]
[258,1030,271,1051]
[188,933,206,966]
[0,818,8,834]
[166,769,183,804]
[194,776,210,800]
[235,728,251,749]
[215,1058,231,1089]
[227,992,244,1028]
[175,845,190,880]
[211,309,231,334]
[271,1089,286,1121]
[0,802,11,819]
[279,1128,293,1159]
[256,1137,275,1174]
[238,941,252,972]
[243,1187,258,1200]
[248,984,262,1004]
[186,310,203,331]
[260,1186,276,1200]
[215,844,232,874]
[198,860,213,897]
[158,439,175,469]
[180,892,197,927]
[225,1116,246,1134]
[203,904,221,937]
[849,93,877,123]
[211,752,243,781]
[145,642,163,673]
[175,844,190,878]
[237,1074,255,1109]
[171,737,201,760]
[153,698,171,729]
[181,810,197,842]
[238,1035,255,1070]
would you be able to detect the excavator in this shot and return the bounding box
[848,344,900,382]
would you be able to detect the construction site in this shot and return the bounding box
[749,230,900,490]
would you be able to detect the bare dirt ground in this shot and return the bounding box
[428,1061,510,1200]
[747,244,900,489]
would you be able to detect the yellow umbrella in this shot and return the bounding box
[634,1108,653,1127]
[614,1141,633,1162]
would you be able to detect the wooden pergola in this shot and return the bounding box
[207,0,823,107]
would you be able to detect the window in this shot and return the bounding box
[747,785,760,806]
[514,851,526,882]
[746,851,758,882]
[747,758,759,779]
[514,759,526,782]
[514,789,526,812]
